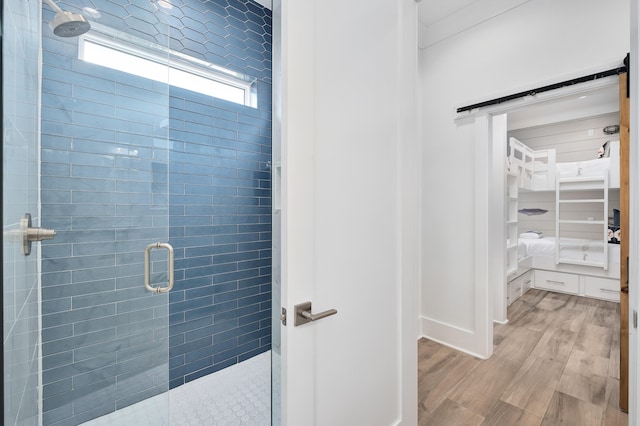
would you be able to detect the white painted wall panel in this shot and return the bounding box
[510,112,620,163]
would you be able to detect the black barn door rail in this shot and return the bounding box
[457,62,629,114]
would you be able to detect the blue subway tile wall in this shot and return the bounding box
[40,0,272,424]
[167,0,273,388]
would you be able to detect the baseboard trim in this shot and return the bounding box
[418,316,489,359]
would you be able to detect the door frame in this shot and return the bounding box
[469,71,621,342]
[629,1,639,423]
[473,70,637,423]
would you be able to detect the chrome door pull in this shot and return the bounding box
[22,213,56,256]
[144,242,175,293]
[294,301,337,326]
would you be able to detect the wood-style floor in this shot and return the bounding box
[418,289,628,425]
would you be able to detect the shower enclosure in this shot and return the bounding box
[3,0,273,425]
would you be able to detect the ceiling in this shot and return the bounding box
[418,0,479,28]
[417,0,531,48]
[254,0,272,10]
[254,0,619,129]
[255,0,529,49]
[254,0,530,48]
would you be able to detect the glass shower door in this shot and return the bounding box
[3,0,42,424]
[3,0,173,425]
[38,1,172,423]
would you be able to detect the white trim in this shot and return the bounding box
[474,114,494,359]
[396,1,419,425]
[419,316,489,360]
[491,113,508,323]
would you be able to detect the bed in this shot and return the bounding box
[506,137,622,302]
[518,237,615,265]
[517,236,620,280]
[508,137,620,190]
[514,236,621,302]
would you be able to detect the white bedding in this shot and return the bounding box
[518,237,619,265]
[556,158,611,179]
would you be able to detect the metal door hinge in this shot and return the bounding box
[627,256,630,285]
[280,307,287,326]
[634,310,638,329]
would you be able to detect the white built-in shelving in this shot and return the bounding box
[555,175,608,270]
[506,171,519,278]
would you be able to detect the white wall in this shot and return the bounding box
[419,0,630,356]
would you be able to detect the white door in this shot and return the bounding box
[272,0,419,424]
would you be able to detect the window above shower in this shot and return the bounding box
[78,23,258,108]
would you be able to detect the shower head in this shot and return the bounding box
[43,0,91,37]
[50,10,91,37]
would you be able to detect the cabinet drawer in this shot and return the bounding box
[520,270,534,292]
[534,270,579,294]
[584,276,620,302]
[508,280,521,306]
[507,270,533,305]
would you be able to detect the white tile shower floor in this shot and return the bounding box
[80,351,271,426]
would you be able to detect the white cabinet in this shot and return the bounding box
[532,269,620,302]
[534,270,580,294]
[507,269,533,306]
[584,276,620,302]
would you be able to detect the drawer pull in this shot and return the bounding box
[524,280,531,285]
[547,280,565,285]
[599,288,619,293]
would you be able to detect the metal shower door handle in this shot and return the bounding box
[144,242,175,293]
[294,301,337,326]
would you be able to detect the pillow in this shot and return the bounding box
[520,232,542,239]
[597,141,610,158]
[608,226,621,244]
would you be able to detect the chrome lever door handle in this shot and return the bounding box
[294,301,337,326]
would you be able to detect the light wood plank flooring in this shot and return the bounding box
[418,289,628,426]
